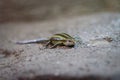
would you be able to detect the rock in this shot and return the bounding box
[0,13,120,80]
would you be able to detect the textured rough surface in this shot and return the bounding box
[0,13,120,80]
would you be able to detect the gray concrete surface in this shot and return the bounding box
[0,13,120,80]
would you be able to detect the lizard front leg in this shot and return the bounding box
[49,42,63,49]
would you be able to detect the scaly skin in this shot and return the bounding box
[16,33,76,49]
[46,33,75,48]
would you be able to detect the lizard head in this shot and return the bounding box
[63,39,75,47]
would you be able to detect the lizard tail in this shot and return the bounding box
[15,38,48,44]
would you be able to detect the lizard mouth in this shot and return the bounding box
[67,45,75,47]
[66,43,75,47]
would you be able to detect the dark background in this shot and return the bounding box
[0,0,120,23]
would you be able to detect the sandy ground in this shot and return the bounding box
[0,13,120,80]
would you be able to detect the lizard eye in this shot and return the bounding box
[67,40,72,42]
[65,40,74,47]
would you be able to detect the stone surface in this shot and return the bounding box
[0,13,120,80]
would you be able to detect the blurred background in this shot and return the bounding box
[0,0,120,23]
